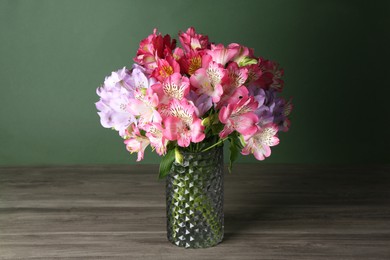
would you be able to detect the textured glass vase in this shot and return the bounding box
[166,145,224,248]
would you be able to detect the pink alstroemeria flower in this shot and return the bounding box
[229,43,256,66]
[152,73,190,104]
[219,95,259,138]
[178,50,203,76]
[206,44,239,66]
[124,124,150,161]
[241,124,279,161]
[134,29,176,72]
[151,56,180,82]
[128,88,162,127]
[190,55,226,103]
[179,27,209,53]
[143,123,168,156]
[172,47,184,61]
[163,99,205,147]
[218,85,249,109]
[217,62,248,107]
[258,58,284,91]
[245,63,263,86]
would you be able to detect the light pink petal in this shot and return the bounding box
[190,119,205,143]
[201,54,212,68]
[253,149,266,161]
[218,105,232,124]
[234,112,259,136]
[218,85,249,108]
[127,99,144,115]
[211,84,223,103]
[263,145,272,157]
[136,150,144,161]
[207,44,238,66]
[177,134,191,147]
[152,110,162,124]
[219,122,234,139]
[270,136,280,146]
[151,83,169,104]
[190,68,209,90]
[241,145,251,156]
[124,135,150,162]
[163,116,179,141]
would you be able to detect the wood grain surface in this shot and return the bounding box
[0,164,389,259]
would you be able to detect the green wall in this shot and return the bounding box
[0,0,389,165]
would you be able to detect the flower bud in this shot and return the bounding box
[201,117,211,127]
[175,147,183,164]
[238,56,258,67]
[238,134,246,147]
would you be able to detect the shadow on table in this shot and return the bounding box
[222,164,389,242]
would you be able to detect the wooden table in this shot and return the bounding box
[0,165,389,259]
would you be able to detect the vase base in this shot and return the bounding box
[167,235,224,249]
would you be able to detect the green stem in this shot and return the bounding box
[201,138,227,153]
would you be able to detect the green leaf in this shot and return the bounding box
[228,140,239,174]
[228,132,245,173]
[158,148,175,180]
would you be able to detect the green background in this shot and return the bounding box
[0,0,389,166]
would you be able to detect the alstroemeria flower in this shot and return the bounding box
[144,123,168,156]
[127,64,156,91]
[229,43,256,66]
[188,90,212,117]
[258,58,284,91]
[96,67,136,136]
[172,47,184,61]
[178,50,203,76]
[163,99,205,147]
[96,27,292,165]
[152,73,190,105]
[241,124,279,160]
[217,62,248,107]
[103,67,133,90]
[190,55,226,103]
[134,29,176,72]
[128,87,162,127]
[217,85,248,109]
[218,95,259,138]
[124,124,150,161]
[246,86,273,127]
[206,44,239,66]
[179,27,209,53]
[151,56,180,82]
[243,63,263,86]
[272,97,293,132]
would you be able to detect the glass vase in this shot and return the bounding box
[166,145,224,248]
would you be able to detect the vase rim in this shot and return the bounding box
[177,143,223,155]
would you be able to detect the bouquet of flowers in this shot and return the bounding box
[95,27,292,178]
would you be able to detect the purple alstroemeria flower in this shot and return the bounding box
[127,64,156,92]
[96,67,136,137]
[188,90,213,117]
[103,67,133,91]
